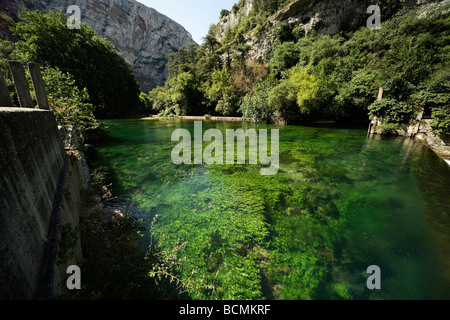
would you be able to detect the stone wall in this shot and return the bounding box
[0,108,84,299]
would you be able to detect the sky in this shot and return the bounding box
[138,0,239,44]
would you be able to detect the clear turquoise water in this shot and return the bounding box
[91,118,450,300]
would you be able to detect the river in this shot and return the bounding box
[90,118,450,300]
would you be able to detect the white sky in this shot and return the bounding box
[137,0,238,44]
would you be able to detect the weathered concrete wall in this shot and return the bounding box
[53,154,84,297]
[0,108,84,299]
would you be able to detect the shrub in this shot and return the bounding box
[430,106,450,136]
[332,72,378,123]
[240,79,278,122]
[42,67,101,136]
[220,9,230,19]
[269,42,301,75]
[375,123,402,136]
[413,69,450,136]
[368,99,414,124]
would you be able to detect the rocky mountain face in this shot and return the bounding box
[0,0,26,40]
[1,0,195,92]
[215,0,444,60]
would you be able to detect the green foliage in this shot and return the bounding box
[268,74,300,122]
[375,122,403,135]
[167,43,199,78]
[12,10,141,118]
[368,99,414,124]
[290,69,320,114]
[151,0,449,133]
[413,69,450,135]
[148,72,202,116]
[42,67,100,134]
[1,35,103,139]
[267,69,321,122]
[331,71,378,122]
[204,68,240,116]
[430,105,450,136]
[275,22,296,43]
[383,76,416,102]
[269,41,300,75]
[220,9,230,19]
[222,0,299,45]
[0,39,17,101]
[381,0,405,20]
[240,78,278,122]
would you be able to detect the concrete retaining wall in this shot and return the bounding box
[0,108,84,299]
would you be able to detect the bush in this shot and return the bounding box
[430,106,450,136]
[332,72,378,123]
[413,69,450,135]
[269,42,301,75]
[382,76,415,101]
[240,79,278,122]
[368,99,414,124]
[147,72,202,116]
[42,67,100,134]
[220,9,230,19]
[375,123,402,136]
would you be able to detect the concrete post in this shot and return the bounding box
[28,63,49,110]
[8,60,34,109]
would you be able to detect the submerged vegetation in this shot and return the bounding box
[90,119,450,300]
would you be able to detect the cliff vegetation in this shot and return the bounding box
[142,0,449,138]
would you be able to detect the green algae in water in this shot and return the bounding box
[91,119,450,300]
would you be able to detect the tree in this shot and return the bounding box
[220,9,230,19]
[269,69,320,118]
[290,70,320,115]
[368,99,414,124]
[12,10,141,118]
[167,43,199,78]
[269,42,300,75]
[205,68,240,116]
[42,67,101,137]
[240,79,278,122]
[413,69,450,135]
[167,72,202,116]
[203,25,220,53]
[331,72,378,123]
[147,72,202,116]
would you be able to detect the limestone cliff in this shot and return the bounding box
[0,0,25,40]
[215,0,444,60]
[2,0,195,92]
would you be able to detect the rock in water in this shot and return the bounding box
[30,0,195,92]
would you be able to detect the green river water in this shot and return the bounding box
[90,118,450,300]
